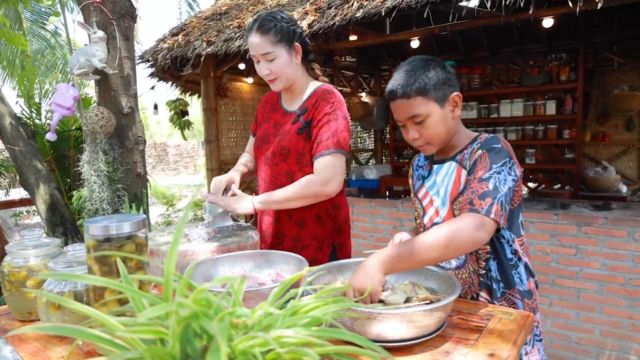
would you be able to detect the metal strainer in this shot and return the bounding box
[308,258,461,342]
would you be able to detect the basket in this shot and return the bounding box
[584,174,621,193]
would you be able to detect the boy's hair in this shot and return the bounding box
[385,55,460,107]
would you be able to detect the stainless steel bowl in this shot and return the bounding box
[309,258,461,342]
[187,250,308,308]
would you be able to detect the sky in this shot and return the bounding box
[3,0,215,122]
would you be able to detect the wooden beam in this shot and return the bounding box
[215,56,241,76]
[316,0,638,51]
[201,55,221,187]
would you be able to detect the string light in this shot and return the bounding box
[348,34,358,41]
[541,17,555,28]
[410,37,420,49]
[245,76,254,84]
[238,62,246,70]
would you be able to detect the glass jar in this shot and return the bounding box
[499,99,512,117]
[489,104,499,118]
[547,125,558,140]
[525,148,536,164]
[534,125,546,140]
[18,228,45,242]
[506,127,518,141]
[512,99,524,117]
[523,126,535,140]
[534,101,546,116]
[0,238,62,320]
[63,243,86,255]
[479,104,489,118]
[515,126,523,140]
[495,127,505,138]
[523,101,534,116]
[562,126,571,139]
[545,100,557,115]
[84,214,148,312]
[37,252,89,324]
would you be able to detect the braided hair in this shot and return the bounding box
[245,9,328,83]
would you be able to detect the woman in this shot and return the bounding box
[207,10,351,266]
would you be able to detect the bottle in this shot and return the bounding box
[562,94,573,115]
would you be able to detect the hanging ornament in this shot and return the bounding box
[82,105,116,140]
[46,83,80,142]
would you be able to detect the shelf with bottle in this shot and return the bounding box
[462,83,578,97]
[463,114,576,125]
[521,163,577,170]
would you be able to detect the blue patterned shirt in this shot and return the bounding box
[409,133,546,359]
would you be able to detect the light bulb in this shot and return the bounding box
[152,102,159,115]
[348,34,358,41]
[541,17,554,28]
[410,37,420,49]
[237,62,246,70]
[245,76,254,84]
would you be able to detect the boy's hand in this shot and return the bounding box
[389,231,412,246]
[347,257,385,304]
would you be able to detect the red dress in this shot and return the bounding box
[250,84,351,266]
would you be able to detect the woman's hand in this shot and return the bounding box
[347,256,385,305]
[206,185,255,215]
[389,231,412,246]
[209,170,241,196]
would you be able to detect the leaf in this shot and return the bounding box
[9,323,129,354]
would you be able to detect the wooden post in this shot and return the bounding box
[373,73,384,164]
[201,55,221,187]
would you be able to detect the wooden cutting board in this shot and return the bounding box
[0,298,533,360]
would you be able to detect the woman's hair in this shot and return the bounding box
[245,9,328,83]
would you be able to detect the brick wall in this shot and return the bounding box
[348,197,640,360]
[145,141,204,177]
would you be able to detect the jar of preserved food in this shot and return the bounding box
[525,148,536,164]
[84,214,148,312]
[0,238,62,320]
[547,124,558,140]
[37,252,89,324]
[534,125,546,140]
[523,126,535,140]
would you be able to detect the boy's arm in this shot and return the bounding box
[349,212,497,304]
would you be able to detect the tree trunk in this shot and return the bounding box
[78,0,148,215]
[0,90,82,243]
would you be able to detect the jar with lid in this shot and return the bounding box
[547,124,558,140]
[37,252,89,324]
[18,228,45,242]
[63,243,86,255]
[561,125,572,139]
[523,126,535,140]
[84,214,148,312]
[495,126,505,138]
[523,101,534,116]
[534,101,546,116]
[0,238,62,320]
[534,125,546,140]
[512,99,524,117]
[525,148,536,164]
[506,127,518,141]
[478,104,489,118]
[515,126,523,140]
[489,103,499,118]
[499,99,512,117]
[545,100,557,115]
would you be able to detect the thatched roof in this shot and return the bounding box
[140,1,434,74]
[139,0,636,89]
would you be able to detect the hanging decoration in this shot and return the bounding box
[82,106,117,140]
[70,1,120,80]
[45,83,80,142]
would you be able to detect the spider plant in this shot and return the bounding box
[9,202,390,359]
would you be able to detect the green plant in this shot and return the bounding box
[187,197,205,223]
[0,152,18,196]
[10,202,390,359]
[165,97,193,141]
[149,182,179,211]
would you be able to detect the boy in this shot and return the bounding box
[348,55,546,359]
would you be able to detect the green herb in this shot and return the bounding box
[9,201,390,359]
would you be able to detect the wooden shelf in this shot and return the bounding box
[463,114,576,125]
[584,140,639,146]
[522,163,577,170]
[463,83,579,97]
[509,140,575,145]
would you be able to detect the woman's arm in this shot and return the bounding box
[253,152,346,211]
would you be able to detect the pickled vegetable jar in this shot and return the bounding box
[0,238,62,320]
[84,214,148,312]
[37,252,89,324]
